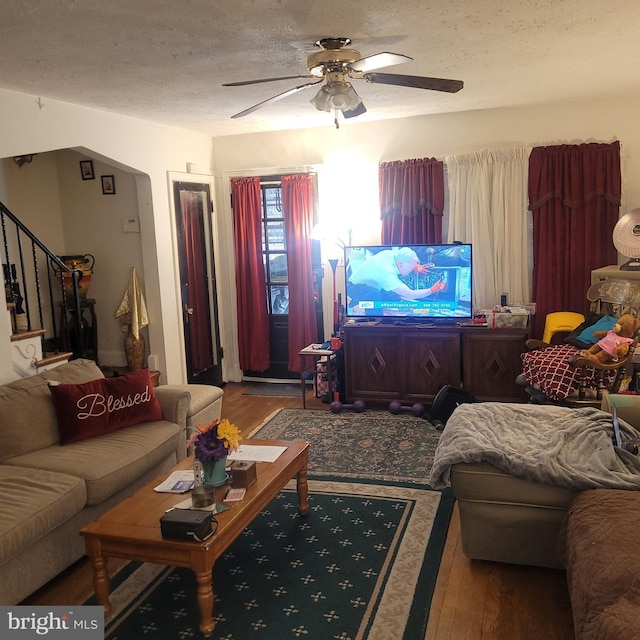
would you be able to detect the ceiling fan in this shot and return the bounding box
[222,37,464,127]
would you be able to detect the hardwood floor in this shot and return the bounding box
[22,381,575,639]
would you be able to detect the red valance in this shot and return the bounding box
[528,141,621,211]
[379,157,445,219]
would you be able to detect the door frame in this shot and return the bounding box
[220,165,322,382]
[167,171,228,382]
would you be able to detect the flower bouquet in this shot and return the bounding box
[187,419,242,486]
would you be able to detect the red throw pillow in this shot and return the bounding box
[49,369,164,444]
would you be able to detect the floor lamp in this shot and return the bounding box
[328,258,339,335]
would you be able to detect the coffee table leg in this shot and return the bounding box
[195,569,215,637]
[86,545,112,614]
[297,466,309,516]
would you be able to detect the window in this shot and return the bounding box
[261,179,289,315]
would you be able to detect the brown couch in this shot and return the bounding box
[0,359,222,605]
[557,393,640,639]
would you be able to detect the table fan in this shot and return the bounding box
[613,208,640,270]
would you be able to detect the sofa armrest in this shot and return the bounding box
[154,386,191,427]
[601,392,640,430]
[154,386,192,461]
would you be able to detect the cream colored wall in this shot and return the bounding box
[1,150,143,368]
[56,150,146,366]
[0,88,213,383]
[2,154,66,251]
[211,94,640,378]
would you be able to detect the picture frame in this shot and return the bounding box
[80,160,95,180]
[101,175,116,195]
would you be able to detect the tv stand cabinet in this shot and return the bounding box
[343,323,528,405]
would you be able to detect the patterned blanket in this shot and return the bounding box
[429,402,640,490]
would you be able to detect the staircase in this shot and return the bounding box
[2,201,87,382]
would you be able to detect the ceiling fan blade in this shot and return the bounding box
[223,75,315,87]
[342,101,367,119]
[364,72,464,93]
[230,80,323,118]
[348,52,412,73]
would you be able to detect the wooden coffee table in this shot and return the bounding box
[81,439,309,636]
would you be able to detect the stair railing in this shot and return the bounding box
[1,200,87,360]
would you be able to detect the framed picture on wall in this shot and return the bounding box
[101,175,116,195]
[80,160,95,180]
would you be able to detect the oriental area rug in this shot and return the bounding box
[250,407,443,483]
[90,410,453,640]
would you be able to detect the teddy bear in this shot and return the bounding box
[579,313,640,364]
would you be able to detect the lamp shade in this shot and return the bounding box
[310,81,362,113]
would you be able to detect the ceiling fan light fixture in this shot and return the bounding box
[310,81,362,113]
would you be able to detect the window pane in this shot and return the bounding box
[264,187,282,219]
[268,253,288,282]
[270,286,289,314]
[266,220,286,251]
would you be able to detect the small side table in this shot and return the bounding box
[59,298,98,364]
[299,344,337,408]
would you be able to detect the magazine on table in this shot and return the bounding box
[154,470,195,493]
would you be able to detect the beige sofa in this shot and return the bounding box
[434,397,640,570]
[0,359,223,605]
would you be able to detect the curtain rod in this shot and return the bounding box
[260,172,317,186]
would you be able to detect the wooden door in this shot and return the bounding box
[173,180,222,386]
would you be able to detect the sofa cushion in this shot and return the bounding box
[4,420,181,504]
[451,462,578,568]
[560,489,640,639]
[0,465,86,565]
[49,369,163,444]
[0,359,104,462]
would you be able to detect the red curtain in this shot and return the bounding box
[179,191,214,374]
[379,157,444,244]
[282,174,318,371]
[528,141,621,338]
[231,177,270,371]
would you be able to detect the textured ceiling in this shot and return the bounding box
[1,0,639,137]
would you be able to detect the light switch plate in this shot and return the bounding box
[121,217,140,233]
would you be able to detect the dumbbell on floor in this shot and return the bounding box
[389,401,426,417]
[330,400,367,413]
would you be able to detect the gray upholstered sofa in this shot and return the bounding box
[0,359,223,605]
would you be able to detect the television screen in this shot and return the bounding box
[344,243,472,321]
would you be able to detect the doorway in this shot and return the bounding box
[173,180,222,385]
[243,177,324,381]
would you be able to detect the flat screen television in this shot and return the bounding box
[344,243,472,322]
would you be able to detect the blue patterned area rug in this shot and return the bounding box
[97,479,453,640]
[251,407,442,483]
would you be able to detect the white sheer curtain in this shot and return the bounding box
[445,147,532,311]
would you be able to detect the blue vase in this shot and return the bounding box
[202,457,229,487]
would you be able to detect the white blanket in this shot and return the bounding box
[429,402,640,491]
